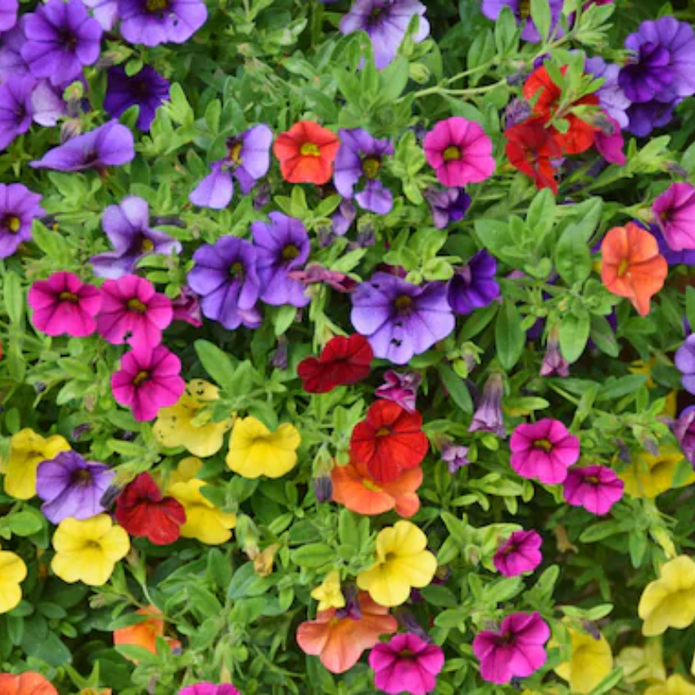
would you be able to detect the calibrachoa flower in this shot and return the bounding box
[0,182,44,259]
[171,286,203,326]
[653,183,695,252]
[375,370,422,413]
[0,672,57,695]
[469,372,505,437]
[594,115,627,165]
[504,117,561,193]
[0,75,34,150]
[114,606,181,659]
[541,331,570,377]
[368,632,445,695]
[447,250,500,315]
[273,120,339,185]
[562,465,624,515]
[311,570,345,612]
[0,548,27,614]
[472,611,550,684]
[676,335,695,395]
[51,514,130,586]
[177,685,240,695]
[493,529,543,577]
[481,0,563,43]
[554,627,614,694]
[0,0,18,32]
[424,187,471,229]
[28,271,102,338]
[104,65,170,131]
[671,406,695,464]
[585,56,631,128]
[620,448,695,499]
[440,440,469,473]
[117,0,208,46]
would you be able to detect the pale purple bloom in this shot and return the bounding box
[0,19,30,80]
[104,65,170,131]
[375,370,421,412]
[563,465,624,515]
[83,0,119,30]
[493,530,543,577]
[672,406,695,465]
[331,199,357,237]
[286,264,357,293]
[0,183,44,259]
[171,286,203,327]
[585,57,630,129]
[441,440,469,473]
[469,372,505,437]
[481,0,563,43]
[0,75,34,150]
[117,0,207,47]
[447,250,500,315]
[30,80,67,126]
[653,182,695,252]
[0,0,18,33]
[425,187,471,229]
[540,333,570,377]
[504,98,533,128]
[675,334,695,394]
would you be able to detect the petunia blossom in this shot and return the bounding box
[375,370,422,413]
[493,529,543,577]
[563,465,624,515]
[104,65,170,131]
[0,74,34,150]
[653,182,695,252]
[273,120,339,185]
[447,250,500,315]
[117,0,207,47]
[0,182,44,259]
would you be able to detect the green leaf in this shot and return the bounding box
[495,300,525,370]
[290,543,335,568]
[530,0,551,41]
[579,521,623,543]
[437,364,473,414]
[555,223,592,285]
[589,315,620,358]
[596,374,647,401]
[338,509,360,549]
[559,308,590,363]
[378,56,410,101]
[3,272,24,325]
[194,340,238,393]
[419,585,459,608]
[4,511,43,537]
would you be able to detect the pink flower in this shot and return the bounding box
[96,274,173,351]
[375,370,422,413]
[111,345,185,421]
[510,418,580,484]
[177,684,240,695]
[368,632,444,695]
[493,529,542,577]
[171,285,202,327]
[472,612,550,685]
[423,117,495,187]
[28,271,101,337]
[563,465,624,515]
[653,182,695,251]
[594,116,626,165]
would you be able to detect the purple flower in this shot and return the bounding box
[351,271,455,365]
[425,187,471,230]
[653,183,695,252]
[90,195,182,279]
[0,183,44,259]
[675,334,695,394]
[562,465,624,515]
[493,530,543,576]
[331,199,357,237]
[36,451,114,524]
[540,332,570,376]
[334,128,394,214]
[440,440,469,473]
[0,20,29,81]
[104,65,170,131]
[653,222,695,265]
[21,0,102,87]
[481,0,563,43]
[30,120,135,172]
[0,0,18,33]
[171,286,203,327]
[0,75,34,150]
[286,264,357,293]
[469,372,505,438]
[117,0,207,47]
[625,100,678,137]
[187,236,262,330]
[30,80,66,127]
[375,370,422,412]
[447,250,500,315]
[585,57,630,129]
[190,124,273,209]
[339,0,429,70]
[84,0,119,30]
[672,406,695,465]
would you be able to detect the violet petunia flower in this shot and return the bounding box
[562,465,624,515]
[469,372,505,437]
[675,334,695,395]
[90,195,182,279]
[331,199,357,237]
[481,0,563,43]
[104,65,170,131]
[493,529,543,577]
[0,183,44,259]
[30,120,135,172]
[171,286,203,327]
[653,182,695,252]
[83,0,119,30]
[375,370,422,412]
[0,75,35,150]
[447,250,500,315]
[0,18,30,80]
[29,80,67,127]
[334,128,394,214]
[36,451,114,524]
[625,100,678,138]
[117,0,207,47]
[441,439,469,473]
[585,57,630,129]
[252,212,311,308]
[424,187,471,229]
[351,271,455,365]
[0,0,18,33]
[540,331,570,377]
[671,406,695,465]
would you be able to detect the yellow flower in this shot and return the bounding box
[639,556,695,636]
[554,627,613,693]
[620,449,695,499]
[311,570,346,612]
[616,639,666,684]
[357,520,437,607]
[226,417,300,479]
[646,675,695,695]
[51,515,130,586]
[166,456,203,487]
[0,549,28,613]
[153,379,234,457]
[0,428,70,499]
[168,479,236,545]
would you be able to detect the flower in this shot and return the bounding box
[104,65,170,131]
[676,336,695,395]
[310,570,346,612]
[672,407,695,464]
[350,400,428,483]
[510,419,580,484]
[600,222,667,317]
[273,120,339,185]
[177,685,240,695]
[357,520,437,607]
[0,672,57,695]
[36,451,114,525]
[440,440,469,473]
[469,372,505,437]
[0,0,17,32]
[287,264,357,293]
[562,465,624,515]
[114,473,186,545]
[0,75,34,150]
[171,286,203,327]
[351,272,455,365]
[645,676,695,695]
[190,124,273,209]
[447,250,500,315]
[28,271,102,338]
[481,0,563,43]
[297,591,398,673]
[117,0,208,46]
[334,128,394,214]
[540,331,570,377]
[153,379,234,457]
[226,417,300,479]
[554,627,614,694]
[297,334,373,393]
[369,632,445,695]
[375,370,422,413]
[626,100,678,138]
[493,529,543,577]
[21,0,102,87]
[0,549,27,613]
[424,187,471,229]
[585,56,630,128]
[424,117,495,187]
[639,555,695,636]
[111,345,185,422]
[187,236,261,330]
[30,120,135,172]
[620,448,695,498]
[51,514,130,586]
[653,183,695,252]
[504,117,561,193]
[114,605,181,662]
[0,182,44,259]
[90,195,182,279]
[472,612,550,684]
[615,639,665,685]
[331,457,422,517]
[594,115,627,165]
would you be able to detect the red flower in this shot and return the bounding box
[350,401,429,484]
[273,120,340,184]
[505,119,561,194]
[114,472,186,545]
[298,334,373,393]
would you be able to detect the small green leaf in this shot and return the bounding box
[495,300,525,370]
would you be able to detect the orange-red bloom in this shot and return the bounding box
[0,672,58,694]
[504,118,561,194]
[331,458,422,517]
[113,606,181,662]
[273,120,339,184]
[601,222,667,317]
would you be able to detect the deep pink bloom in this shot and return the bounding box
[423,117,495,187]
[594,116,626,165]
[375,370,422,413]
[111,345,185,421]
[368,632,445,695]
[177,685,240,695]
[493,530,542,577]
[653,182,695,251]
[563,465,624,515]
[171,286,203,327]
[472,612,550,685]
[510,419,580,484]
[28,271,101,337]
[96,275,173,351]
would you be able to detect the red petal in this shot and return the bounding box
[298,334,373,393]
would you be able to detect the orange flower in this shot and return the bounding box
[296,591,397,673]
[273,120,339,184]
[0,672,58,694]
[331,458,422,517]
[113,605,181,662]
[601,222,667,317]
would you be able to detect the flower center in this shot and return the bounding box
[362,157,381,180]
[534,438,553,452]
[399,649,414,657]
[375,427,391,437]
[282,244,300,261]
[617,258,630,277]
[586,475,600,484]
[145,0,168,12]
[58,291,79,303]
[141,237,155,252]
[71,467,93,485]
[300,142,321,157]
[443,146,461,162]
[2,215,21,233]
[362,479,382,492]
[384,552,397,562]
[84,540,101,549]
[133,370,150,385]
[518,0,531,19]
[127,298,148,313]
[394,295,413,313]
[230,261,245,279]
[501,542,517,555]
[228,141,243,164]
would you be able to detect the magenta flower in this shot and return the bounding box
[0,182,44,259]
[171,286,203,327]
[177,685,240,695]
[563,465,624,515]
[28,271,101,337]
[493,530,542,577]
[375,370,422,413]
[96,275,173,351]
[653,182,695,252]
[111,345,185,422]
[510,419,580,484]
[368,632,445,695]
[472,612,550,685]
[423,117,495,188]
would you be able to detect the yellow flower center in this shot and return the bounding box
[3,215,21,233]
[375,427,391,437]
[362,479,382,492]
[362,157,381,179]
[282,244,300,261]
[229,261,245,279]
[59,291,79,302]
[617,258,630,277]
[519,0,531,19]
[394,295,413,312]
[229,141,243,164]
[145,0,167,11]
[534,438,553,452]
[141,238,154,252]
[443,146,461,162]
[127,298,148,313]
[300,142,321,157]
[133,370,149,385]
[72,468,93,485]
[84,540,101,549]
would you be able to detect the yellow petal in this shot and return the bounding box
[390,551,437,589]
[99,526,131,563]
[0,550,27,584]
[0,581,22,613]
[357,563,410,607]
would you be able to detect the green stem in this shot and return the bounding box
[444,61,496,85]
[410,78,507,101]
